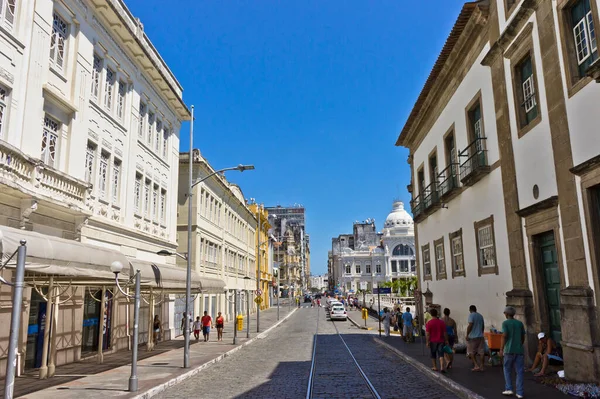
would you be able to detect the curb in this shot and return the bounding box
[347,315,373,330]
[133,308,298,399]
[374,338,485,399]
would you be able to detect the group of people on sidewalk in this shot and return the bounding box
[180,311,225,342]
[381,303,562,399]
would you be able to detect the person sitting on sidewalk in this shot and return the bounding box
[500,306,525,399]
[426,308,448,373]
[466,304,485,372]
[528,332,563,376]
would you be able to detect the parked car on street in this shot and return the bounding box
[330,305,347,321]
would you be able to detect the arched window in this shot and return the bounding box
[393,244,414,256]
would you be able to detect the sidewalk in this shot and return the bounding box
[7,303,296,399]
[376,334,569,399]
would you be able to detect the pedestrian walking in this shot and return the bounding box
[181,312,192,337]
[381,307,392,337]
[442,308,457,369]
[426,308,448,373]
[466,305,486,372]
[193,316,201,340]
[153,315,163,344]
[500,306,525,398]
[201,311,212,342]
[216,312,224,341]
[402,307,414,342]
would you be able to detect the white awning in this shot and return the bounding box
[0,225,130,283]
[128,260,226,293]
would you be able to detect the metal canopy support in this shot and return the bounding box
[97,286,106,363]
[39,276,54,379]
[147,287,155,352]
[48,284,60,377]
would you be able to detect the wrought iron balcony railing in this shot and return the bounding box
[459,137,489,185]
[437,163,459,198]
[422,182,440,210]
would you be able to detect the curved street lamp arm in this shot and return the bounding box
[191,165,253,190]
[114,270,140,298]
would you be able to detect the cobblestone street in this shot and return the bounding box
[155,306,457,399]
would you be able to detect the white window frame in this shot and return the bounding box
[522,74,536,113]
[573,11,598,65]
[152,184,158,221]
[138,102,146,138]
[345,265,351,274]
[477,224,496,268]
[160,189,166,224]
[91,54,102,100]
[134,174,142,214]
[435,243,445,274]
[117,80,126,120]
[376,264,381,274]
[112,159,121,203]
[155,119,162,152]
[355,264,361,274]
[365,264,371,274]
[98,150,109,199]
[451,236,464,272]
[0,86,8,140]
[144,179,151,218]
[104,67,115,111]
[423,247,431,277]
[0,0,16,31]
[84,141,96,183]
[49,12,69,71]
[162,127,169,157]
[41,114,60,167]
[147,111,154,146]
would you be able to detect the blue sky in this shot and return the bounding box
[126,0,465,275]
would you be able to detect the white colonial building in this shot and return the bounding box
[382,201,416,280]
[398,0,600,383]
[0,0,191,378]
[177,150,257,326]
[310,274,328,291]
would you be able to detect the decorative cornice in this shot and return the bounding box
[516,196,559,218]
[570,153,600,176]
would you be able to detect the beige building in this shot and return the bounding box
[177,150,257,324]
[398,0,600,382]
[0,0,192,379]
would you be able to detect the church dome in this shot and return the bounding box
[384,201,414,229]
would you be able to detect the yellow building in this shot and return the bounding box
[248,203,272,309]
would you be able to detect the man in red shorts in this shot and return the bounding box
[426,308,448,373]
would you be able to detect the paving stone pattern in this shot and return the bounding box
[156,306,459,399]
[155,305,316,399]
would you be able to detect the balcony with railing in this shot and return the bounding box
[410,194,423,220]
[422,182,440,211]
[437,163,459,199]
[0,140,91,211]
[459,137,490,186]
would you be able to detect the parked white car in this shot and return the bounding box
[330,305,347,321]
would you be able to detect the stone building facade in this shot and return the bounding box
[177,150,257,326]
[331,220,385,293]
[398,0,600,382]
[0,0,191,378]
[266,205,309,295]
[382,201,417,282]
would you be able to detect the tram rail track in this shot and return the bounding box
[306,306,382,399]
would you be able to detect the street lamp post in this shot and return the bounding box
[160,124,254,368]
[110,261,141,392]
[2,240,27,399]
